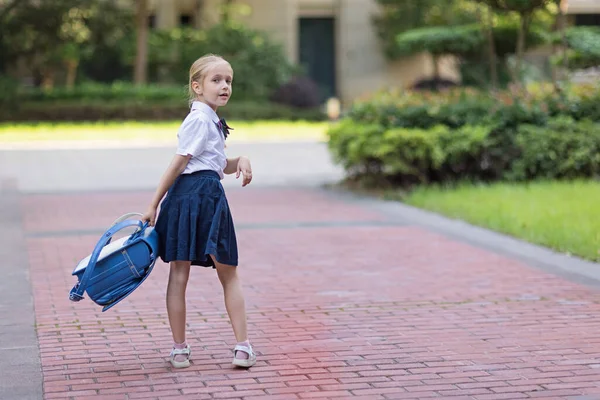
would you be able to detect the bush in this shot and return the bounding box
[270,76,321,109]
[550,26,600,70]
[18,82,188,103]
[327,84,600,187]
[510,117,600,180]
[0,74,19,111]
[327,119,493,186]
[347,88,497,129]
[0,100,326,122]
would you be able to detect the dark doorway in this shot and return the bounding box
[575,13,600,26]
[299,17,337,102]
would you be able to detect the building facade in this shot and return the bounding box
[142,0,600,104]
[143,0,458,105]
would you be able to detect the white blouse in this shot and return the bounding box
[176,101,227,179]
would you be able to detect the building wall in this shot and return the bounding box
[566,0,600,14]
[147,0,459,104]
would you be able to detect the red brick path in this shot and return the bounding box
[23,188,600,399]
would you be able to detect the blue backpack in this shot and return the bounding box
[69,213,160,312]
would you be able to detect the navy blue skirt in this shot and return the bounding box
[154,170,238,268]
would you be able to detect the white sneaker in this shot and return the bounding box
[169,344,191,369]
[232,342,256,368]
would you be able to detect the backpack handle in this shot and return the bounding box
[69,219,146,302]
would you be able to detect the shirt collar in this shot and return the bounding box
[190,101,219,123]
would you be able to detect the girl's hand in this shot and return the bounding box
[236,156,253,187]
[141,206,157,226]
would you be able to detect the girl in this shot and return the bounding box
[141,54,256,369]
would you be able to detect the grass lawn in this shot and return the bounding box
[0,120,329,143]
[394,180,600,262]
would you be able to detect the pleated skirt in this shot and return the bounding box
[154,170,238,267]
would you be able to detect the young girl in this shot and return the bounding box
[141,54,256,369]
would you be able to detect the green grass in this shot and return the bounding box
[396,180,600,262]
[0,120,329,142]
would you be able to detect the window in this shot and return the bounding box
[180,14,193,26]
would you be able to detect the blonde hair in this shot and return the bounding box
[188,54,232,104]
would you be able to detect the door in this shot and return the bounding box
[299,18,337,102]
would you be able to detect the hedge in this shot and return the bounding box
[0,100,326,122]
[327,85,600,187]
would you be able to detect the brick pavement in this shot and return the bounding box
[17,186,600,399]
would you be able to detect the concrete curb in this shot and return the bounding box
[0,178,43,400]
[324,186,600,290]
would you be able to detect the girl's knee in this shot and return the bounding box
[169,261,191,285]
[213,259,238,284]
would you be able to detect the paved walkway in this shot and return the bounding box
[3,142,600,400]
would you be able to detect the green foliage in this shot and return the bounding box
[78,1,135,82]
[19,82,187,103]
[396,25,484,57]
[478,0,550,14]
[395,19,548,60]
[550,26,600,70]
[328,118,493,185]
[327,84,600,187]
[0,100,326,123]
[373,0,479,58]
[0,0,97,75]
[511,117,600,180]
[491,20,549,57]
[403,180,600,262]
[120,22,296,101]
[347,88,497,129]
[0,74,19,110]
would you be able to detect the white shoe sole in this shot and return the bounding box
[170,359,191,368]
[232,357,256,368]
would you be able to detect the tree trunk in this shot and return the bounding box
[134,0,149,86]
[559,0,569,78]
[41,69,55,90]
[479,4,498,91]
[515,11,531,92]
[432,54,440,84]
[221,0,233,23]
[65,58,78,89]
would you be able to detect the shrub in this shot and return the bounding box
[510,117,600,180]
[327,83,600,187]
[327,120,387,176]
[18,82,187,103]
[270,76,321,109]
[327,119,494,186]
[550,26,600,70]
[347,88,497,129]
[0,100,326,122]
[0,74,19,111]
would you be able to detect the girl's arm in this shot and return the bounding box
[142,154,191,225]
[225,156,253,186]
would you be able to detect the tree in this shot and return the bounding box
[133,0,149,85]
[476,3,499,89]
[0,0,91,87]
[395,25,484,82]
[476,0,550,89]
[373,0,477,58]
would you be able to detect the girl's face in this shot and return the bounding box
[193,62,233,111]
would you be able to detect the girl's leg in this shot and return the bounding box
[211,256,256,367]
[212,257,248,342]
[167,260,191,366]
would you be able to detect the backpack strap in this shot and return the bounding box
[69,219,145,302]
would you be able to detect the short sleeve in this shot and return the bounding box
[176,117,208,157]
